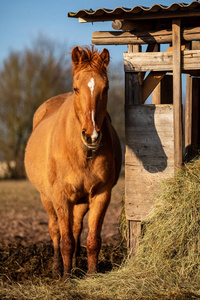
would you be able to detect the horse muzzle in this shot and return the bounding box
[81,130,102,150]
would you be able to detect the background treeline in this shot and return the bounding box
[0,36,124,178]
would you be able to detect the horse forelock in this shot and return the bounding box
[71,46,108,76]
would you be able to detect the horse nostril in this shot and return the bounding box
[82,129,101,145]
[94,131,102,143]
[82,130,86,139]
[97,131,101,140]
[82,130,91,143]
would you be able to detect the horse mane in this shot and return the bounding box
[71,46,108,76]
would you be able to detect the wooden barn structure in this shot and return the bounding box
[68,1,200,252]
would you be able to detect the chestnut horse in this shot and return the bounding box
[24,46,122,279]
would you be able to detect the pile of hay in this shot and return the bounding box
[1,158,200,299]
[73,158,200,299]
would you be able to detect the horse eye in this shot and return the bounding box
[74,87,79,94]
[103,86,109,93]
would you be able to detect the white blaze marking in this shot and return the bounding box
[88,77,95,97]
[88,78,98,142]
[91,110,98,142]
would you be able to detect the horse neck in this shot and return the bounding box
[59,97,87,159]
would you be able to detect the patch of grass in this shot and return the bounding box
[0,180,42,213]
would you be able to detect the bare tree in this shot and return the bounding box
[0,36,72,178]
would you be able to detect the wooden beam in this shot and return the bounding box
[92,27,200,45]
[172,18,182,172]
[112,20,154,31]
[192,41,200,50]
[124,49,200,72]
[142,71,167,103]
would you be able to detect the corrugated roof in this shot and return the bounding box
[68,1,200,21]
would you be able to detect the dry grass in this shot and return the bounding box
[1,159,200,299]
[0,180,42,213]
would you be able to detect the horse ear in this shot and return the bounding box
[72,46,82,65]
[100,48,110,68]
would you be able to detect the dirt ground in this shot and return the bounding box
[0,175,124,247]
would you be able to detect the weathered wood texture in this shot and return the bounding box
[127,221,142,255]
[124,50,200,72]
[172,18,182,172]
[125,105,174,221]
[185,77,200,157]
[185,75,192,157]
[112,20,154,31]
[192,41,200,50]
[152,75,173,104]
[185,76,200,157]
[125,45,143,253]
[191,78,200,156]
[125,45,141,106]
[92,27,200,45]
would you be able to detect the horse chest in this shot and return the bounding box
[63,166,106,203]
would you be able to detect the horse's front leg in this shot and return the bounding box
[72,202,89,268]
[53,187,75,280]
[87,185,111,274]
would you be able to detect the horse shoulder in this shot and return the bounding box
[33,93,72,130]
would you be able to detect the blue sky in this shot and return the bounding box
[0,0,190,66]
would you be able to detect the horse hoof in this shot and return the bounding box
[52,269,62,280]
[87,270,97,277]
[62,272,71,282]
[52,265,63,279]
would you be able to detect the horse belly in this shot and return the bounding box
[24,120,52,196]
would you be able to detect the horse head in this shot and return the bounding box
[71,46,110,150]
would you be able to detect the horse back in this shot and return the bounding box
[33,93,72,130]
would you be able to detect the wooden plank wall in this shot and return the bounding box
[123,50,200,72]
[125,105,174,221]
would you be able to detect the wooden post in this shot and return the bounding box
[172,18,183,173]
[153,82,161,104]
[125,45,141,106]
[191,78,200,156]
[152,44,161,105]
[153,75,173,105]
[127,221,142,256]
[125,44,142,254]
[185,74,192,158]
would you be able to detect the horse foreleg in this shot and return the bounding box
[52,188,75,280]
[40,194,62,278]
[87,186,111,274]
[72,202,89,268]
